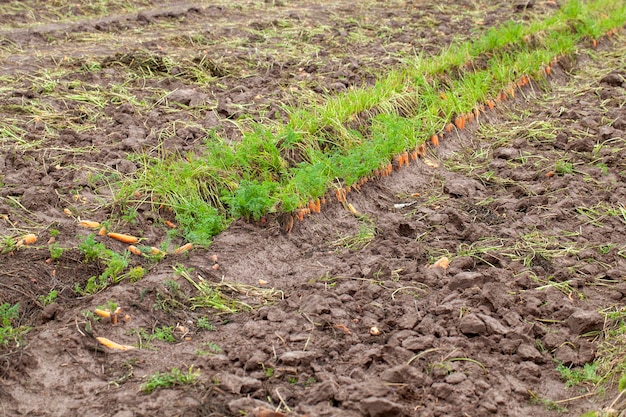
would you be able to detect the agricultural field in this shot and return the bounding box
[1,0,626,416]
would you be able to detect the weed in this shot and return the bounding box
[555,159,575,175]
[38,290,58,307]
[1,236,17,254]
[196,317,215,331]
[195,342,222,356]
[0,303,30,347]
[528,390,569,413]
[556,361,602,388]
[48,243,64,261]
[128,326,175,348]
[331,219,376,251]
[74,234,139,294]
[140,366,199,394]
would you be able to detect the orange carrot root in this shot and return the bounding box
[107,232,139,244]
[430,134,439,147]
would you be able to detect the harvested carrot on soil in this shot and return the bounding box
[20,234,37,245]
[94,309,111,319]
[95,336,135,351]
[444,123,454,133]
[454,115,465,129]
[173,243,193,254]
[164,220,177,228]
[79,220,101,229]
[128,245,142,255]
[107,232,139,244]
[98,227,107,236]
[431,134,440,147]
[430,256,450,269]
[333,323,351,334]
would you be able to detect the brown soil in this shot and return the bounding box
[1,1,626,416]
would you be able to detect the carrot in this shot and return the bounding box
[508,87,515,98]
[592,39,597,48]
[430,256,450,269]
[149,246,164,256]
[430,134,439,147]
[335,188,343,202]
[486,99,495,109]
[95,336,135,351]
[466,112,474,124]
[63,208,73,217]
[545,171,555,178]
[128,245,142,255]
[173,243,193,254]
[395,154,404,170]
[333,323,351,334]
[107,232,139,244]
[387,163,393,176]
[21,234,37,245]
[410,150,418,161]
[79,220,101,229]
[314,198,321,213]
[454,115,465,130]
[416,143,427,157]
[308,200,316,212]
[544,65,551,76]
[94,309,111,319]
[164,220,177,228]
[444,123,454,133]
[402,152,409,166]
[98,227,107,236]
[321,196,326,205]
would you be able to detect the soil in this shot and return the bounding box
[1,1,626,416]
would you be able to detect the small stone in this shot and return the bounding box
[459,314,487,335]
[431,382,454,399]
[566,309,603,335]
[444,178,485,198]
[476,313,509,335]
[444,372,467,384]
[554,344,578,366]
[401,335,435,351]
[218,373,262,394]
[517,344,544,363]
[360,397,402,417]
[601,72,624,86]
[448,272,484,291]
[381,365,425,384]
[278,351,318,366]
[493,147,519,160]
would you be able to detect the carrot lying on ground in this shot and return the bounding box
[173,243,193,254]
[95,336,135,351]
[430,134,439,147]
[20,234,37,245]
[128,245,142,255]
[94,309,111,319]
[79,220,101,229]
[107,232,139,244]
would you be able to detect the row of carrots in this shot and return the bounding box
[288,63,553,225]
[289,18,622,225]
